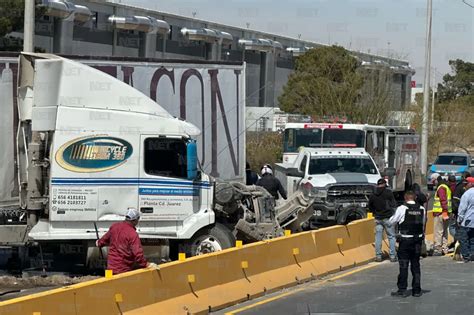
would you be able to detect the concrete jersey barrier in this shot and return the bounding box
[0,214,435,315]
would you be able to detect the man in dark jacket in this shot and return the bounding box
[450,173,472,252]
[453,172,472,212]
[412,183,428,208]
[369,178,397,262]
[246,162,259,185]
[448,175,457,194]
[256,164,287,201]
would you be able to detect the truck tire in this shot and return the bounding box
[336,207,367,225]
[184,223,235,256]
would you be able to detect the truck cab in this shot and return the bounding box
[275,148,380,228]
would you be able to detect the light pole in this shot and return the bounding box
[420,0,433,177]
[430,67,436,133]
[23,0,35,52]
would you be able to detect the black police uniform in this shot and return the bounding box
[396,203,425,295]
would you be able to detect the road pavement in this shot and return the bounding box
[218,256,473,315]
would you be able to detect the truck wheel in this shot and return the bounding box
[185,223,235,256]
[336,208,367,225]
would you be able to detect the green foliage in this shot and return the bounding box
[411,58,474,159]
[279,46,363,118]
[0,0,25,37]
[429,101,474,157]
[0,1,47,51]
[279,45,394,124]
[437,59,474,104]
[246,132,282,172]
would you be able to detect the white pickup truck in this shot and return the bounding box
[275,147,381,228]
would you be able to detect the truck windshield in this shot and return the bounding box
[309,157,378,175]
[322,129,365,147]
[284,128,322,152]
[435,155,467,166]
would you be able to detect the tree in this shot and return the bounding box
[358,66,398,125]
[0,0,25,37]
[0,1,46,51]
[429,101,474,156]
[411,60,474,159]
[279,46,395,124]
[437,59,474,104]
[246,131,282,173]
[279,46,363,118]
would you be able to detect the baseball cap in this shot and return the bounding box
[125,207,140,221]
[377,178,387,186]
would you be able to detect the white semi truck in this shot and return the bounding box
[0,53,313,270]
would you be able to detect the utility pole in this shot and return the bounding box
[23,0,35,52]
[430,67,436,133]
[421,0,432,177]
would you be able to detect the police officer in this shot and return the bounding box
[256,164,287,201]
[389,191,426,297]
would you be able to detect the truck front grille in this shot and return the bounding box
[326,185,374,203]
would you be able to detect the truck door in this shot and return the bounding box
[366,130,386,170]
[388,135,396,168]
[138,135,212,234]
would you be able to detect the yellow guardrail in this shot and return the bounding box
[0,214,435,315]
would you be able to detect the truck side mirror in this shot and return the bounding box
[287,167,304,177]
[187,140,198,180]
[428,163,433,168]
[381,167,396,177]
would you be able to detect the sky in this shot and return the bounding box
[116,0,473,85]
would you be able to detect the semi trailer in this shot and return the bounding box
[0,53,313,270]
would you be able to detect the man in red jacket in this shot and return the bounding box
[97,208,153,274]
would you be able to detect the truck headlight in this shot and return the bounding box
[311,188,327,199]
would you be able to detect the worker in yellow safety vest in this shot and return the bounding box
[431,173,452,255]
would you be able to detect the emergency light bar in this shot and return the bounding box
[303,123,343,129]
[307,143,358,148]
[333,143,357,147]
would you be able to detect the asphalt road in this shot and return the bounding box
[217,256,473,315]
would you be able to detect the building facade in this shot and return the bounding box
[11,0,414,109]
